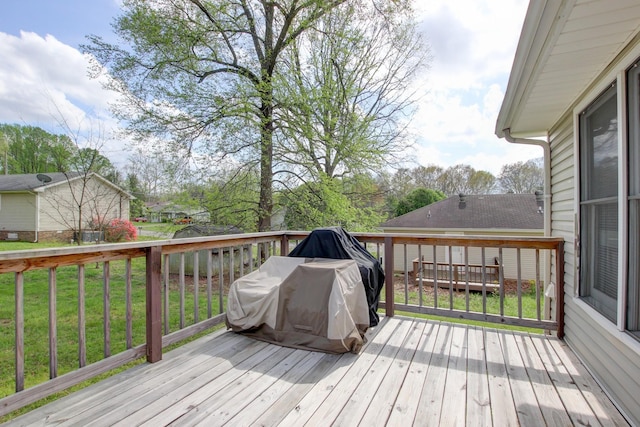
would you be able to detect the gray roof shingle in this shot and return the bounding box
[0,172,82,192]
[381,193,544,230]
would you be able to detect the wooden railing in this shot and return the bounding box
[371,234,564,334]
[0,231,564,417]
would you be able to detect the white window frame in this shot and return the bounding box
[625,61,640,337]
[572,43,640,337]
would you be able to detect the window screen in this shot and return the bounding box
[579,83,619,322]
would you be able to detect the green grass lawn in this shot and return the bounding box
[0,241,75,252]
[392,286,540,318]
[132,221,184,234]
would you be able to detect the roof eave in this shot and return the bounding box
[495,0,565,138]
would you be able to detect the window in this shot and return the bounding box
[579,60,640,337]
[627,63,640,335]
[579,83,618,322]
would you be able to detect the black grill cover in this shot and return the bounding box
[288,227,385,326]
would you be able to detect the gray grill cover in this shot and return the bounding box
[226,256,369,354]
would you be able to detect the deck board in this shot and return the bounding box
[277,317,398,427]
[500,330,545,426]
[3,316,629,427]
[414,318,452,424]
[514,333,573,426]
[465,326,491,427]
[330,318,415,426]
[530,333,603,426]
[546,337,630,427]
[140,344,290,426]
[439,324,468,427]
[296,317,408,426]
[358,319,425,427]
[384,320,439,426]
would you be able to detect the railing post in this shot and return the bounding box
[280,233,289,256]
[384,236,395,318]
[146,246,162,362]
[555,240,565,339]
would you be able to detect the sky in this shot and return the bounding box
[0,0,541,176]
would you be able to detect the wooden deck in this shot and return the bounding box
[4,316,628,426]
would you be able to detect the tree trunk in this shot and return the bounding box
[257,98,274,232]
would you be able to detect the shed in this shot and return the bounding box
[169,225,246,276]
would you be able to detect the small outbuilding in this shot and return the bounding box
[169,225,245,276]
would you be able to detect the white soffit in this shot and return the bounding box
[496,0,640,138]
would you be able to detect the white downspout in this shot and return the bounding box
[34,191,39,243]
[503,128,554,323]
[502,128,551,236]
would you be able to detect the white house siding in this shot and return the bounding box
[383,229,544,282]
[39,177,130,232]
[0,193,37,230]
[550,103,640,424]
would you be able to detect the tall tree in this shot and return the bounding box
[125,147,189,200]
[277,1,425,181]
[125,172,146,217]
[0,131,9,175]
[73,147,119,183]
[468,170,496,194]
[85,0,349,231]
[0,124,74,173]
[203,167,260,231]
[413,164,444,190]
[436,164,495,195]
[436,164,475,195]
[381,167,416,200]
[498,159,543,193]
[282,175,384,231]
[44,113,126,244]
[394,187,446,217]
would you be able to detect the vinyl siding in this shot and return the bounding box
[549,101,640,425]
[38,177,130,232]
[564,302,640,426]
[0,193,37,230]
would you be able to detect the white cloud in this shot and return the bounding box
[414,0,527,89]
[0,31,129,166]
[0,32,107,124]
[405,0,533,176]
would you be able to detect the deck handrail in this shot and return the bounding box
[0,231,565,417]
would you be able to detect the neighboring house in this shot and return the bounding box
[270,206,287,230]
[495,2,640,424]
[145,201,210,223]
[0,172,132,242]
[380,193,544,281]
